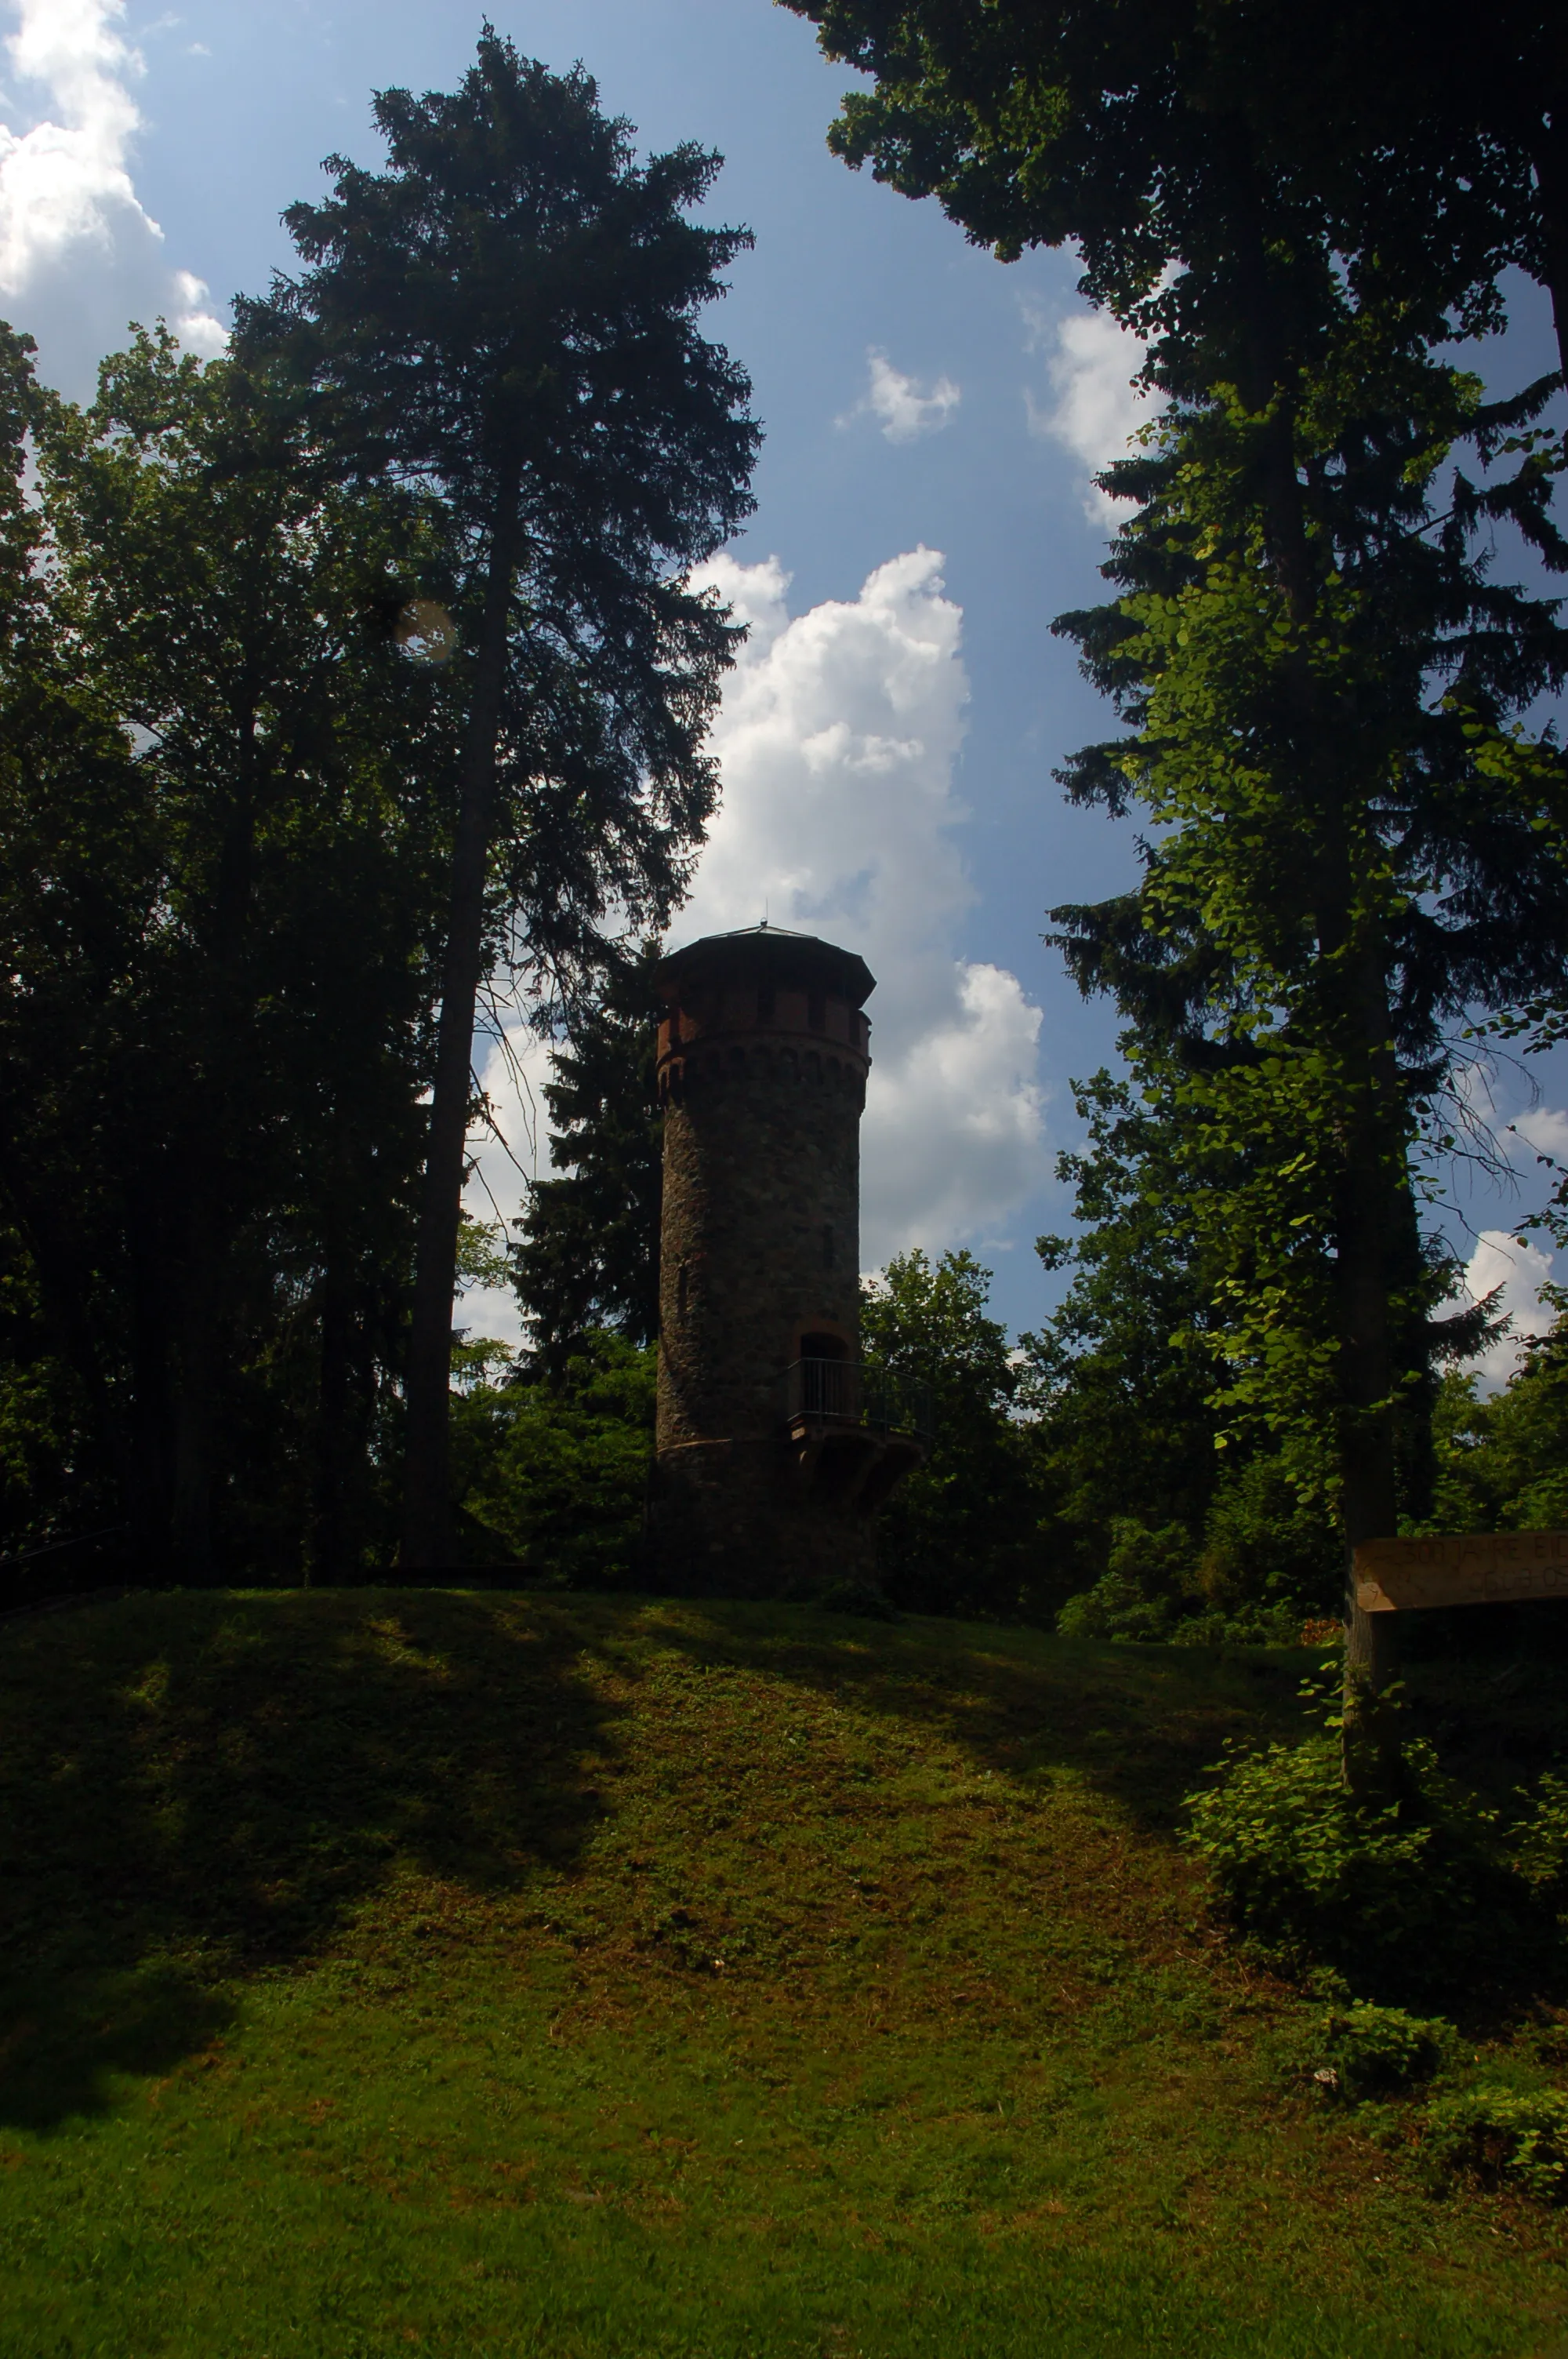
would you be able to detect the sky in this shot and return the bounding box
[4,0,1566,1372]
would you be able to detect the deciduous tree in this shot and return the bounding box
[2,328,457,1579]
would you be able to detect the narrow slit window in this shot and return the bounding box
[808,988,826,1033]
[757,982,775,1024]
[822,1223,835,1270]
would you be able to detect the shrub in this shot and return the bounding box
[1057,1518,1196,1641]
[1184,1730,1526,1997]
[1509,1772,1568,1897]
[1422,2085,1568,2202]
[1314,2002,1451,2099]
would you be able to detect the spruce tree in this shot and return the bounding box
[510,951,663,1375]
[239,35,758,1565]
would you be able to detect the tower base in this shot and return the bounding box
[646,1435,907,1598]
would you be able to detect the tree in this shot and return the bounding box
[782,5,1568,1702]
[1428,1299,1568,1539]
[860,1249,1048,1618]
[2,326,458,1579]
[1025,1073,1343,1643]
[1025,1074,1218,1548]
[452,1329,656,1586]
[1047,344,1568,1691]
[779,2,1567,377]
[239,35,759,1566]
[509,948,663,1374]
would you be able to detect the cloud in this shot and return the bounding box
[843,348,961,444]
[1023,296,1152,520]
[1511,1103,1568,1172]
[1461,1227,1557,1389]
[0,0,227,395]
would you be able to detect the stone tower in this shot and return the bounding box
[648,923,923,1594]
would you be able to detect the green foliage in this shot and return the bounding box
[1047,353,1568,1556]
[787,0,1568,1612]
[0,1225,109,1560]
[815,1576,901,1620]
[510,950,663,1370]
[1024,1074,1220,1550]
[1508,1771,1568,1896]
[1428,1315,1568,1537]
[2,326,458,1579]
[1185,1715,1562,2001]
[455,1330,655,1584]
[1027,1074,1341,1641]
[241,27,760,995]
[781,2,1564,383]
[1422,2085,1568,2202]
[860,1249,1051,1619]
[1316,2002,1451,2100]
[1192,1458,1341,1629]
[1056,1519,1198,1644]
[1188,1732,1455,1982]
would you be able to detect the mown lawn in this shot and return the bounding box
[1,1589,1563,2357]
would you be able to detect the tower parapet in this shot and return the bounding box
[648,924,923,1594]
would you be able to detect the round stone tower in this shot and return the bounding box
[648,923,920,1594]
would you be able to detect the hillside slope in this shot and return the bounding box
[0,1590,1562,2357]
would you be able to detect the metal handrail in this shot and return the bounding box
[780,1358,933,1441]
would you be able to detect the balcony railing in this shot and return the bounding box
[781,1358,933,1442]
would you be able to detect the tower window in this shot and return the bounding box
[822,1223,835,1270]
[757,981,775,1024]
[808,987,826,1032]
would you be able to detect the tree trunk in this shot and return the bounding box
[169,1194,219,1582]
[1526,99,1568,385]
[1334,948,1410,1765]
[401,463,523,1569]
[310,1249,351,1586]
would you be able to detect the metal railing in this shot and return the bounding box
[781,1358,933,1441]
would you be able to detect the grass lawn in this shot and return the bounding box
[1,1587,1564,2357]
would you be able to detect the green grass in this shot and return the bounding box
[1,1588,1565,2357]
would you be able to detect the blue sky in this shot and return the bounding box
[4,0,1564,1362]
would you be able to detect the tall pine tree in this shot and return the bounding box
[240,35,759,1565]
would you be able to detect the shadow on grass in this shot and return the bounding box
[633,1598,1314,1829]
[0,1588,623,2131]
[634,1605,1568,2022]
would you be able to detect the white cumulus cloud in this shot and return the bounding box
[1023,296,1152,521]
[844,347,961,444]
[1461,1227,1558,1390]
[0,0,227,394]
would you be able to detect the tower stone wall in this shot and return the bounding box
[648,925,899,1594]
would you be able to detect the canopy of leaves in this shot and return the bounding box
[781,2,1565,373]
[453,1330,655,1585]
[861,1249,1051,1619]
[0,328,459,1576]
[510,951,663,1373]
